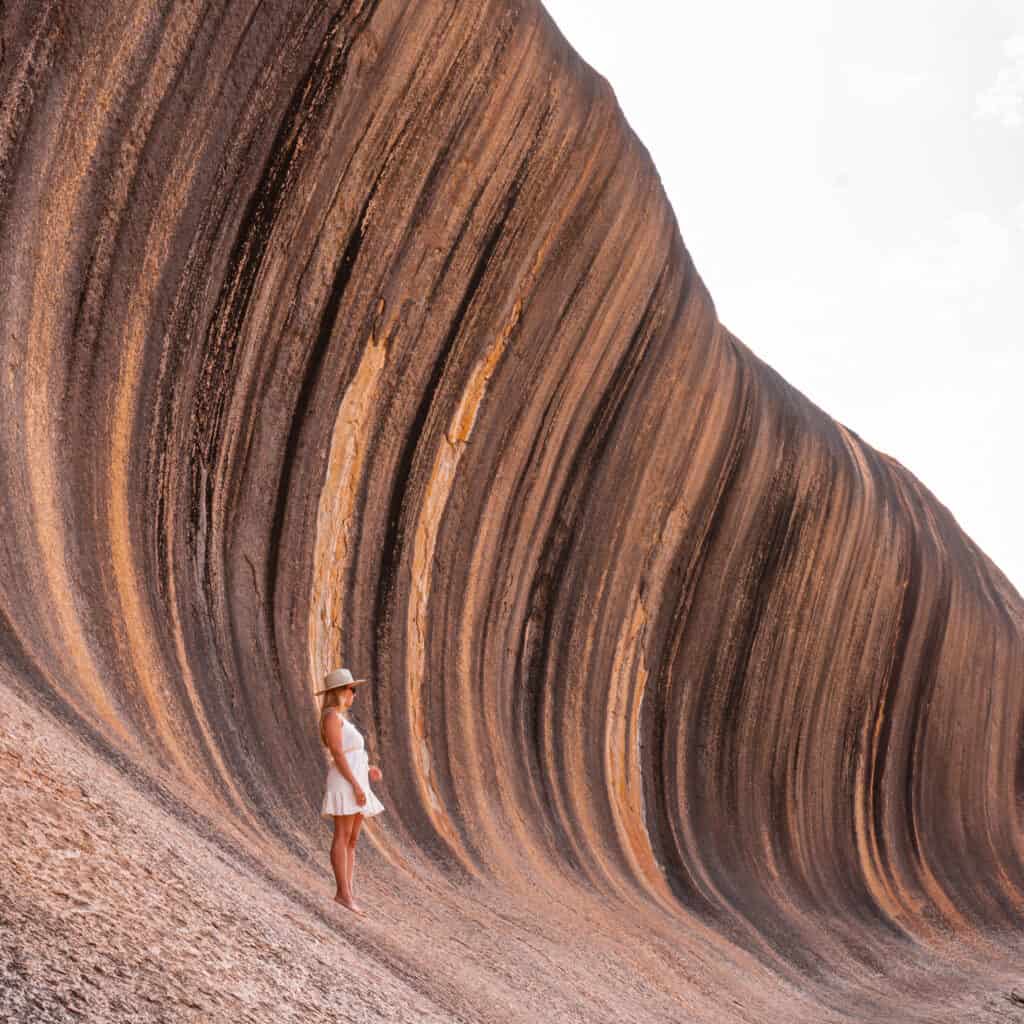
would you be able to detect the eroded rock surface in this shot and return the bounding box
[1,1,1023,1021]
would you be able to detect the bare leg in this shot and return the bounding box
[331,815,358,910]
[348,815,364,911]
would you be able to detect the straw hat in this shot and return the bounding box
[315,667,370,695]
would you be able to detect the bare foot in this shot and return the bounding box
[333,893,365,915]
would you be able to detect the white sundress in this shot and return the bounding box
[321,712,385,818]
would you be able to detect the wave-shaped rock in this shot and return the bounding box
[2,1,1023,1020]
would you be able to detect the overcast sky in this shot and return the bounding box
[543,0,1023,596]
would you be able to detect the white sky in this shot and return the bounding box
[542,0,1024,596]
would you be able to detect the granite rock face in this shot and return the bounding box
[2,1,1023,1020]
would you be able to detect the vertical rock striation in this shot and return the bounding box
[1,1,1022,1019]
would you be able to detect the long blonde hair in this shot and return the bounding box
[318,688,348,747]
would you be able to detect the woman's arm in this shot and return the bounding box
[323,712,365,800]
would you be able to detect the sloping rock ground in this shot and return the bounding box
[3,674,1024,1023]
[2,0,1024,1021]
[0,676,798,1022]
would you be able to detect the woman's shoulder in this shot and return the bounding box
[322,708,353,727]
[321,707,344,729]
[338,714,360,735]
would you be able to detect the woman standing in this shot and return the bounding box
[317,667,385,913]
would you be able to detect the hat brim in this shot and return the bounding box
[314,678,370,695]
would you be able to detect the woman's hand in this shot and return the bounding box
[353,784,367,806]
[368,766,382,783]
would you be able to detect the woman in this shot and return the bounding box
[317,667,385,913]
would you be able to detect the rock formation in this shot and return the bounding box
[1,1,1022,1020]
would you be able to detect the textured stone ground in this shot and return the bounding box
[4,678,1024,1024]
[0,678,781,1023]
[0,684,456,1023]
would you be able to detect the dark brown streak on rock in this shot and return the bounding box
[367,31,546,706]
[645,350,755,919]
[518,267,668,868]
[902,514,952,868]
[870,498,921,890]
[263,179,379,647]
[370,143,535,702]
[0,2,58,214]
[187,1,378,604]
